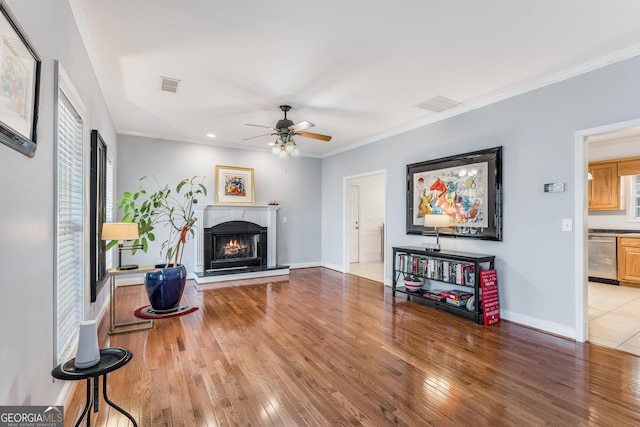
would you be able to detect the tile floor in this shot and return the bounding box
[349,261,384,283]
[589,281,640,356]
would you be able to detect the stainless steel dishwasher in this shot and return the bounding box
[588,235,618,285]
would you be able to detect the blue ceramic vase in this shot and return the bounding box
[144,264,187,312]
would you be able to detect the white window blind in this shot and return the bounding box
[55,87,85,361]
[106,157,114,269]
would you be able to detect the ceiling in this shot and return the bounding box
[69,1,640,158]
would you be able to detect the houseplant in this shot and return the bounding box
[111,175,207,312]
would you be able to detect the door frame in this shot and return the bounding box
[342,169,387,280]
[574,116,640,342]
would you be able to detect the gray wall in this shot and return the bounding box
[116,135,322,268]
[322,55,640,337]
[0,0,117,406]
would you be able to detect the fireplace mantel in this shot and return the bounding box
[192,204,280,273]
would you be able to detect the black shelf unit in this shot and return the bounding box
[392,246,495,324]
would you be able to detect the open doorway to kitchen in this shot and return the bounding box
[343,170,387,284]
[576,118,640,355]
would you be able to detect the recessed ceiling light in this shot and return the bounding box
[206,133,216,138]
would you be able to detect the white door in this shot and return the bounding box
[350,185,359,262]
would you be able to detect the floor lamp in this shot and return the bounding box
[102,222,140,270]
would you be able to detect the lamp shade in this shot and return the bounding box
[101,222,139,241]
[423,214,450,228]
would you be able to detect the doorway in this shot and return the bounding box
[575,117,640,350]
[343,170,386,284]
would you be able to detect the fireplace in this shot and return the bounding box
[191,204,287,287]
[203,221,267,271]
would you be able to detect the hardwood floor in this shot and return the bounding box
[62,267,640,426]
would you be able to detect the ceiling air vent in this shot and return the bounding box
[416,95,462,113]
[160,76,181,93]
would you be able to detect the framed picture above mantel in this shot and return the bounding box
[0,3,41,158]
[406,146,502,241]
[215,165,255,205]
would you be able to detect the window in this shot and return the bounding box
[54,62,86,362]
[631,175,640,221]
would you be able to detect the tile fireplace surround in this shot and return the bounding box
[190,204,289,289]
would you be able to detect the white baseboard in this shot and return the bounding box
[114,274,145,286]
[286,261,321,269]
[500,309,576,340]
[321,261,344,273]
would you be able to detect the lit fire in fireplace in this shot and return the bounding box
[224,239,249,257]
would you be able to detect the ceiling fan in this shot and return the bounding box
[244,105,332,144]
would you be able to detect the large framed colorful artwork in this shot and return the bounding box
[0,3,41,158]
[406,146,502,240]
[215,165,255,205]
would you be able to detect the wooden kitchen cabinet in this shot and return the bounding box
[618,236,640,287]
[588,161,620,210]
[617,157,640,176]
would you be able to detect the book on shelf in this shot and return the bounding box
[463,265,475,285]
[423,290,445,301]
[396,252,477,286]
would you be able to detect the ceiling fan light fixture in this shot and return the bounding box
[285,141,295,153]
[246,105,329,158]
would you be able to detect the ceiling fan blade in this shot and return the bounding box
[297,131,332,142]
[245,123,274,130]
[243,133,275,141]
[289,120,315,131]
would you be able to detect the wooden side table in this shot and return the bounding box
[51,347,136,426]
[107,266,156,334]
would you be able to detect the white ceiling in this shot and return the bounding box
[69,0,640,158]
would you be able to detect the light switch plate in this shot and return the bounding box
[544,183,565,193]
[562,219,572,232]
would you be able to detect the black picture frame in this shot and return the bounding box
[406,146,502,240]
[90,130,108,302]
[0,3,41,158]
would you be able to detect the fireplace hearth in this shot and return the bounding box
[204,221,267,271]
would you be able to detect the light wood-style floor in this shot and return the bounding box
[63,267,640,426]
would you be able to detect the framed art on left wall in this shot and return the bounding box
[0,3,41,158]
